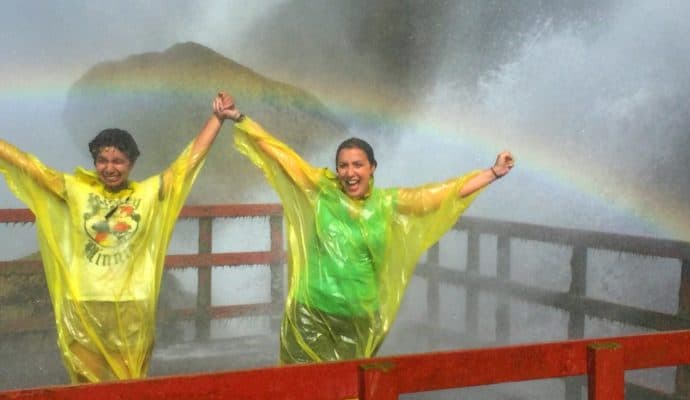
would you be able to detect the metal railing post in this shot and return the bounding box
[359,362,398,400]
[496,235,511,343]
[427,243,440,347]
[568,245,587,339]
[195,217,213,341]
[587,343,624,400]
[466,230,480,338]
[675,259,690,396]
[269,215,284,331]
[566,245,588,399]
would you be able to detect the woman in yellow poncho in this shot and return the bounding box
[221,92,514,364]
[0,93,237,382]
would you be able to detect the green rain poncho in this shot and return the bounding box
[0,138,207,382]
[234,117,483,363]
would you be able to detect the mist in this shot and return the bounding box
[2,0,688,240]
[1,0,689,395]
[234,0,689,239]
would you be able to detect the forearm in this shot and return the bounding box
[396,170,483,215]
[458,168,498,198]
[0,139,65,196]
[190,114,225,162]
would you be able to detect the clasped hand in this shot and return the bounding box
[213,92,242,121]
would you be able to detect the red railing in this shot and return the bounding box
[2,204,690,398]
[0,204,285,338]
[1,330,689,399]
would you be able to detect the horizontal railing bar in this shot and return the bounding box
[1,303,279,335]
[173,303,279,319]
[0,251,285,272]
[2,262,685,334]
[456,216,690,259]
[2,206,687,260]
[0,209,34,223]
[418,263,690,330]
[164,251,283,269]
[178,203,283,218]
[389,330,690,393]
[2,330,689,399]
[0,204,284,223]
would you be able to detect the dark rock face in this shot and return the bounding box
[62,42,348,204]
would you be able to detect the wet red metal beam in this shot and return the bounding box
[383,330,690,394]
[0,252,282,272]
[164,251,280,269]
[2,330,689,399]
[0,204,282,230]
[173,303,277,319]
[588,343,624,400]
[0,204,283,223]
[0,209,34,223]
[359,362,398,400]
[0,360,360,400]
[178,203,282,218]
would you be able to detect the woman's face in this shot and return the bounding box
[336,147,376,200]
[94,146,133,192]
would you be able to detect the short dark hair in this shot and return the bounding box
[335,137,377,168]
[88,128,140,163]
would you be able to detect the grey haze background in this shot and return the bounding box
[1,0,689,395]
[1,1,688,303]
[2,0,688,246]
[1,0,687,325]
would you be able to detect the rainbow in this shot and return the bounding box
[1,66,686,243]
[281,79,687,242]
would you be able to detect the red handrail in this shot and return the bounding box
[0,330,688,400]
[0,204,286,337]
[0,203,283,223]
[2,204,690,398]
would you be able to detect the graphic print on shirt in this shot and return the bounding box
[83,193,141,266]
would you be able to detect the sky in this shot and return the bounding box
[0,0,286,257]
[0,0,284,185]
[1,0,689,243]
[1,1,283,74]
[1,1,689,392]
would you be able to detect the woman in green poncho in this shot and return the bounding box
[220,92,514,364]
[0,93,236,382]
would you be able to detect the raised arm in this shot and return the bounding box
[189,94,235,167]
[159,93,235,194]
[0,138,65,198]
[219,92,319,191]
[396,150,514,215]
[458,150,514,198]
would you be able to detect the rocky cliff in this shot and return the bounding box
[63,42,348,204]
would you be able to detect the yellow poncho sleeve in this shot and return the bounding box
[233,118,483,362]
[0,137,207,382]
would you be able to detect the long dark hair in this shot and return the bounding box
[335,137,377,168]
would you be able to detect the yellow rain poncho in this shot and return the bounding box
[234,118,483,363]
[0,138,207,382]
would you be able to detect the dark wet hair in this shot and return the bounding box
[335,137,377,168]
[88,128,140,163]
